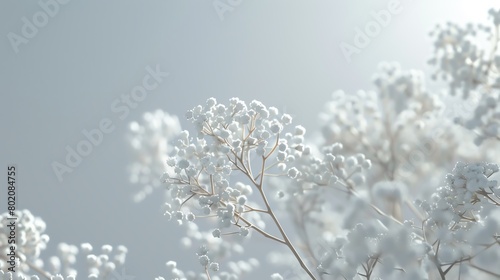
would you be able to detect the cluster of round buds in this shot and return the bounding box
[320,63,463,192]
[0,210,49,275]
[180,98,309,171]
[82,244,128,279]
[162,98,310,239]
[265,143,372,256]
[415,162,500,275]
[46,242,128,279]
[162,179,263,230]
[194,245,219,273]
[455,90,500,145]
[320,89,379,147]
[159,98,318,278]
[0,211,128,280]
[173,221,247,267]
[428,10,500,98]
[162,185,261,279]
[317,220,428,280]
[49,243,78,277]
[127,110,182,202]
[372,62,433,111]
[419,162,499,227]
[289,143,371,192]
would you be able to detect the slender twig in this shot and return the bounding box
[256,156,317,279]
[469,262,500,278]
[205,266,212,280]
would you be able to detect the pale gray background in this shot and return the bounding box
[1,0,497,278]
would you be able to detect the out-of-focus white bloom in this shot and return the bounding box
[270,273,283,280]
[199,255,210,266]
[209,262,220,272]
[0,210,49,276]
[127,110,182,202]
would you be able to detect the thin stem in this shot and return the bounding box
[27,261,52,280]
[431,241,446,280]
[234,212,286,244]
[257,157,317,280]
[205,266,212,280]
[294,197,321,270]
[469,262,500,278]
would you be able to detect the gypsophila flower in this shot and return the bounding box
[239,228,249,237]
[212,229,221,238]
[101,245,112,254]
[209,262,220,272]
[0,210,49,275]
[127,110,182,202]
[199,255,210,266]
[186,213,196,222]
[111,19,500,278]
[175,211,184,221]
[270,273,284,280]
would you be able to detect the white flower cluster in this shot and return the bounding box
[317,220,429,280]
[160,187,263,279]
[455,90,500,144]
[272,142,371,229]
[319,62,457,190]
[0,210,49,277]
[415,162,500,278]
[49,243,78,277]
[43,241,128,279]
[264,143,375,278]
[444,162,499,215]
[162,97,306,227]
[84,244,128,279]
[309,161,500,279]
[429,24,493,97]
[158,97,321,277]
[295,143,370,188]
[429,9,500,145]
[429,9,500,98]
[0,210,128,280]
[128,110,182,202]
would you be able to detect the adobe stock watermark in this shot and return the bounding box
[213,0,242,21]
[339,0,406,63]
[51,64,169,182]
[7,0,71,54]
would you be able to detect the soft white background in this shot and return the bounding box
[1,1,498,278]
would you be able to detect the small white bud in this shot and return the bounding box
[209,262,220,271]
[287,167,299,179]
[199,255,210,266]
[101,245,113,254]
[186,212,195,222]
[240,227,250,236]
[212,229,221,238]
[294,125,306,135]
[166,261,177,270]
[237,195,247,205]
[281,114,292,124]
